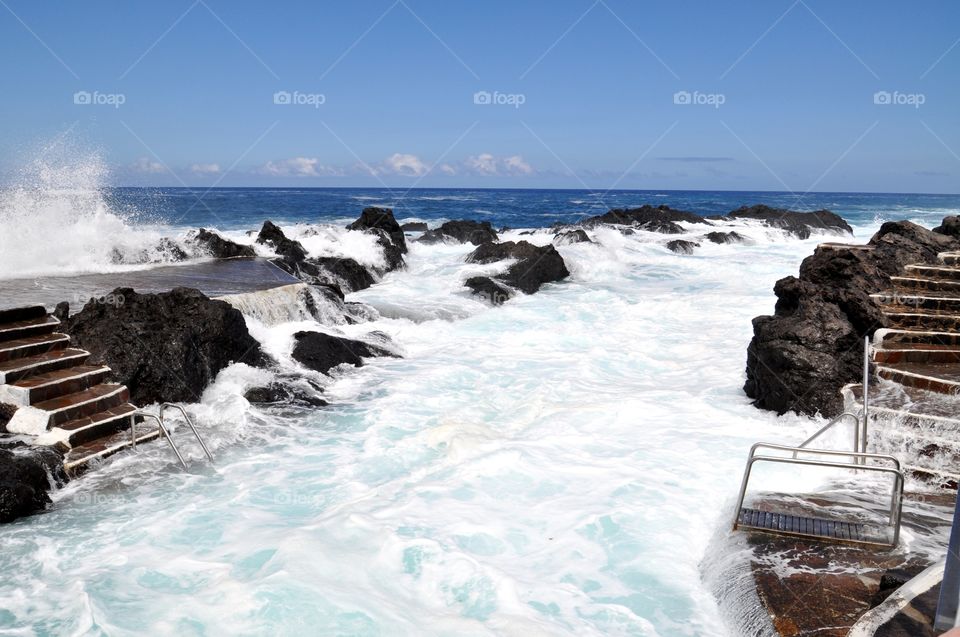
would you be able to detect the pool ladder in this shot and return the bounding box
[131,403,214,469]
[732,336,906,547]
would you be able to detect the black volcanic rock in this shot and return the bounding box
[192,228,256,259]
[726,205,852,239]
[347,207,407,271]
[308,257,376,293]
[934,215,960,238]
[257,221,308,261]
[0,446,63,523]
[745,220,959,416]
[554,229,593,245]
[582,205,708,228]
[401,222,429,232]
[291,331,396,375]
[638,219,685,234]
[666,240,700,254]
[65,287,265,405]
[705,231,748,244]
[465,276,513,305]
[466,241,570,295]
[419,220,498,246]
[244,379,328,407]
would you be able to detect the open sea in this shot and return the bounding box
[1,171,958,635]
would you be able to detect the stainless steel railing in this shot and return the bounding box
[130,404,214,469]
[732,442,905,547]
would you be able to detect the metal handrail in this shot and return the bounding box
[795,411,862,457]
[732,441,905,547]
[131,411,187,469]
[159,403,214,463]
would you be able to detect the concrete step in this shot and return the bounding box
[904,264,960,282]
[872,292,960,314]
[0,365,111,406]
[876,363,960,395]
[0,315,60,343]
[0,306,47,327]
[891,276,960,297]
[0,332,70,363]
[31,383,129,428]
[882,310,960,332]
[36,403,138,450]
[0,348,90,384]
[63,424,161,478]
[873,343,960,365]
[940,252,960,266]
[876,328,960,348]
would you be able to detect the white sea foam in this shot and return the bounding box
[0,198,949,635]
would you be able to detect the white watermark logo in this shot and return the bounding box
[273,90,326,108]
[73,91,125,109]
[473,90,526,109]
[873,90,925,108]
[673,90,725,109]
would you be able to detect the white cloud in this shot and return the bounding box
[463,153,535,176]
[381,153,428,177]
[258,157,341,177]
[129,157,166,174]
[439,163,457,176]
[190,163,221,175]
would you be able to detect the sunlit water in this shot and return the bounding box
[1,153,958,635]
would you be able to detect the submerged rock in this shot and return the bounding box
[666,240,699,254]
[466,241,570,295]
[244,378,328,407]
[418,220,498,246]
[745,219,959,416]
[65,287,265,405]
[704,231,748,244]
[464,276,513,305]
[0,446,63,523]
[190,228,256,259]
[291,331,397,375]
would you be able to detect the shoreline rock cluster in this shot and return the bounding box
[0,202,859,522]
[744,218,960,416]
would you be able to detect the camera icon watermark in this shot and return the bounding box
[473,90,526,109]
[873,90,925,109]
[73,292,125,308]
[73,90,126,109]
[673,90,725,109]
[273,90,325,108]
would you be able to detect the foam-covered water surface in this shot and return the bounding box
[1,172,958,634]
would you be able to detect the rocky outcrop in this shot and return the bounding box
[465,277,513,305]
[190,228,256,259]
[0,445,63,523]
[347,207,407,272]
[401,222,429,232]
[465,241,570,295]
[291,331,397,375]
[65,287,265,405]
[705,231,747,244]
[725,204,852,239]
[419,220,498,246]
[666,240,699,254]
[554,229,592,245]
[582,205,707,228]
[257,221,308,261]
[244,376,328,407]
[934,215,960,238]
[745,220,959,416]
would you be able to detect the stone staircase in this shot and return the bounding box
[0,305,158,476]
[843,250,960,488]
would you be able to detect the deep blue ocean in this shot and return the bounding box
[105,187,960,231]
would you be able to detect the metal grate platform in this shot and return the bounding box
[737,507,884,545]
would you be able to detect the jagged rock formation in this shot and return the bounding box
[666,240,700,254]
[465,241,570,297]
[291,331,397,375]
[189,228,256,259]
[724,204,853,239]
[418,220,498,246]
[745,220,960,416]
[553,229,593,245]
[65,287,264,405]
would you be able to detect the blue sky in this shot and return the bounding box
[0,0,958,192]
